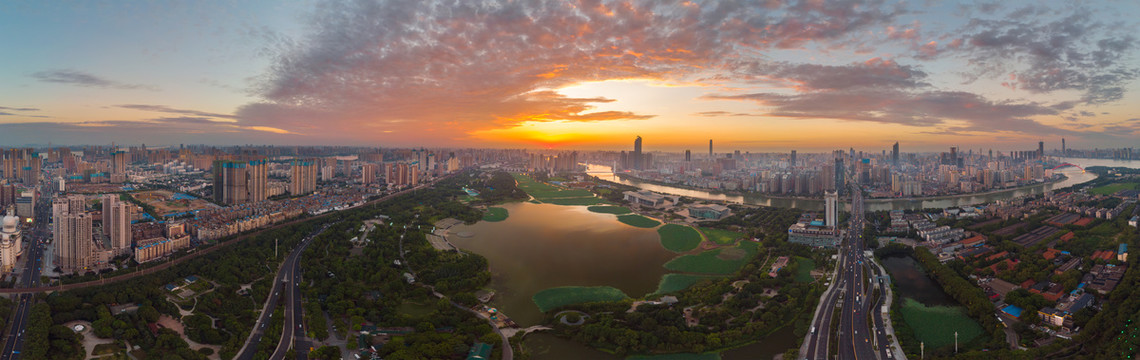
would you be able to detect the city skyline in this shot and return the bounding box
[1,1,1139,151]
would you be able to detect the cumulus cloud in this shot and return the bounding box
[31,70,159,91]
[244,0,903,141]
[705,88,1073,136]
[733,57,929,91]
[926,8,1137,104]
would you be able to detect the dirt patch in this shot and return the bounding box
[717,248,747,261]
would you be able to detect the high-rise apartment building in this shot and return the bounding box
[103,195,131,256]
[361,163,377,184]
[54,195,93,274]
[825,190,838,228]
[112,150,127,175]
[290,159,318,195]
[213,159,269,205]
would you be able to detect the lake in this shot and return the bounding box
[449,202,675,326]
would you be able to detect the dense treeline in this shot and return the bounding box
[473,171,529,204]
[552,240,827,356]
[298,178,499,359]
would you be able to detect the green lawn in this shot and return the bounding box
[700,228,744,245]
[657,224,703,252]
[794,256,815,283]
[651,274,723,296]
[483,207,509,222]
[532,286,630,313]
[898,298,984,350]
[628,354,721,360]
[587,206,633,215]
[512,173,607,205]
[663,241,760,275]
[617,214,662,228]
[1089,182,1140,196]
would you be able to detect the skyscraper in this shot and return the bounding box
[790,150,797,167]
[891,142,899,167]
[825,190,838,227]
[834,158,845,196]
[1062,138,1066,156]
[684,150,691,162]
[709,139,713,158]
[1038,141,1044,159]
[632,136,643,170]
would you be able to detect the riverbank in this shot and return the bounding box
[613,171,1071,203]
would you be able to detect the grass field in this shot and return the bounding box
[700,227,744,245]
[617,214,662,228]
[629,353,722,360]
[532,286,630,313]
[658,224,703,252]
[651,274,724,296]
[794,256,815,283]
[663,241,760,275]
[899,298,984,350]
[587,205,633,214]
[483,207,509,222]
[1089,182,1140,195]
[512,173,609,205]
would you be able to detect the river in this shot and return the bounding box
[585,157,1140,211]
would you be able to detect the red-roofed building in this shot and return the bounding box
[986,251,1010,262]
[961,234,986,247]
[1059,232,1075,242]
[989,259,1019,274]
[1042,248,1062,261]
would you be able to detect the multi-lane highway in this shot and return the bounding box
[235,225,325,360]
[802,187,892,360]
[1,185,51,360]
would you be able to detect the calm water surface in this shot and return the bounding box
[449,202,675,326]
[879,255,955,306]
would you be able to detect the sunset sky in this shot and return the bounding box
[1,0,1138,152]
